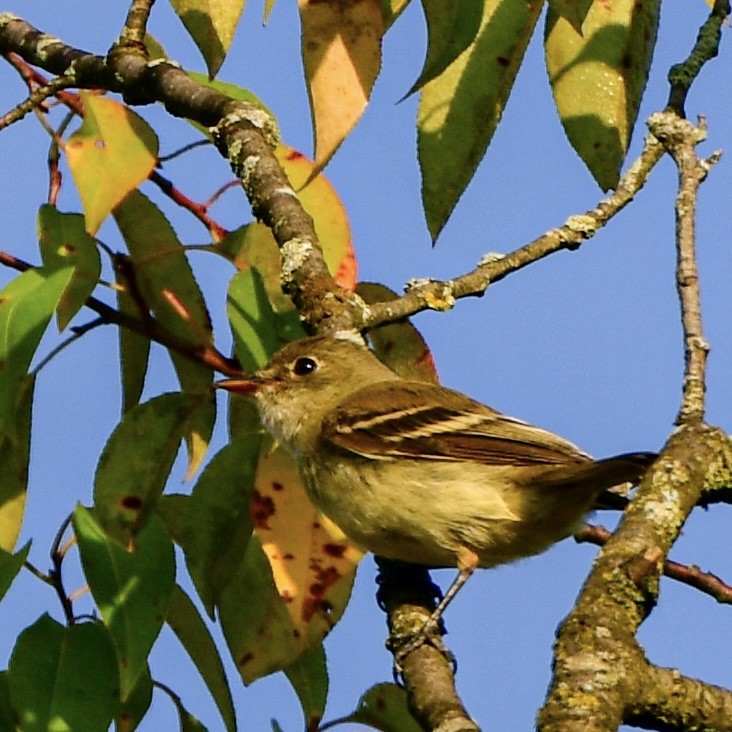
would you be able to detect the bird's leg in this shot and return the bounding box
[395,547,478,667]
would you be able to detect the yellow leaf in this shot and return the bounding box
[299,0,384,169]
[253,443,363,644]
[169,0,247,78]
[65,94,158,234]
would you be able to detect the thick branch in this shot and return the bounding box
[0,12,353,331]
[627,662,732,731]
[539,426,730,731]
[575,524,732,604]
[375,559,479,732]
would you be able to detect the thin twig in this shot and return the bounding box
[149,171,230,241]
[203,178,241,209]
[159,139,210,163]
[575,524,732,603]
[31,317,105,374]
[0,72,77,130]
[49,513,75,624]
[0,250,240,374]
[47,111,75,204]
[23,560,54,585]
[667,0,731,116]
[360,133,665,330]
[647,112,720,424]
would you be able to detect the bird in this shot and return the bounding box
[216,334,655,643]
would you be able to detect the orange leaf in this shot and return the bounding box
[276,145,357,291]
[299,0,384,170]
[218,144,357,294]
[253,443,363,641]
[65,94,158,234]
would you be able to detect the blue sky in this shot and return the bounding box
[1,1,731,730]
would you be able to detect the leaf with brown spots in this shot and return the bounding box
[253,440,362,635]
[93,392,214,544]
[37,205,101,331]
[217,439,362,684]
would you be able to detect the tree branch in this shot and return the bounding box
[666,0,731,117]
[0,12,355,331]
[575,524,732,604]
[539,426,731,731]
[375,558,479,732]
[359,132,664,330]
[118,0,156,46]
[0,250,240,375]
[0,66,76,130]
[627,661,732,731]
[646,111,720,425]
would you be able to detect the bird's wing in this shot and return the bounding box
[321,381,590,466]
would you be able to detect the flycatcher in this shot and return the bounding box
[217,335,655,624]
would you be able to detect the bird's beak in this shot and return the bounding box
[214,377,264,395]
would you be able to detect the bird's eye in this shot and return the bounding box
[292,357,318,376]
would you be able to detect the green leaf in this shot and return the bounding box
[218,537,300,684]
[381,0,412,28]
[169,0,247,78]
[167,585,237,732]
[418,0,543,240]
[114,190,215,474]
[154,493,191,548]
[545,0,660,189]
[0,671,15,731]
[116,257,151,414]
[93,392,209,543]
[184,439,260,616]
[8,615,119,732]
[405,0,484,96]
[546,0,593,33]
[227,268,281,373]
[74,506,175,701]
[348,683,422,732]
[37,205,101,330]
[157,683,208,732]
[284,644,328,731]
[66,94,158,234]
[116,666,153,732]
[0,375,34,551]
[0,267,73,435]
[0,541,30,602]
[0,268,67,549]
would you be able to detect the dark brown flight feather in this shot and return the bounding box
[322,380,591,467]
